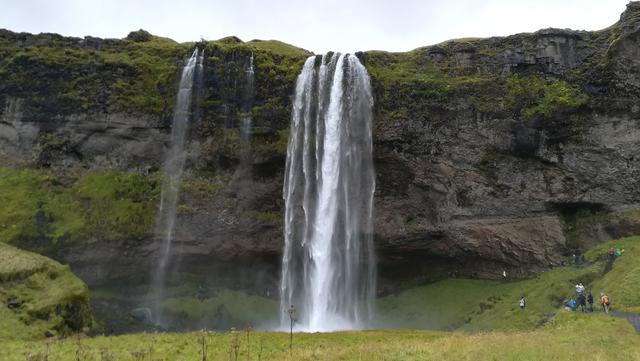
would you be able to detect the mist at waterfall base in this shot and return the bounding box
[280,53,377,332]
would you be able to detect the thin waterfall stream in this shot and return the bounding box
[240,53,255,170]
[151,49,202,327]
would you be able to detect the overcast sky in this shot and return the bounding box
[0,0,631,53]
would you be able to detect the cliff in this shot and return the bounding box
[0,2,639,320]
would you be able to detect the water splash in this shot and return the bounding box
[151,49,202,327]
[279,53,376,332]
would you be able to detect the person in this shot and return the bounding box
[577,293,586,313]
[608,248,616,261]
[564,298,577,311]
[615,248,622,257]
[587,291,594,312]
[502,270,507,279]
[600,292,610,314]
[519,296,526,310]
[196,284,206,301]
[575,283,585,296]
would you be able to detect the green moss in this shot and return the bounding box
[505,75,588,121]
[218,128,241,159]
[163,290,278,328]
[0,167,159,249]
[246,39,310,58]
[0,243,92,340]
[181,176,223,199]
[176,204,194,216]
[72,170,160,241]
[0,33,188,116]
[253,129,289,159]
[246,211,282,225]
[197,37,309,139]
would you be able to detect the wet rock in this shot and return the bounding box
[129,307,153,324]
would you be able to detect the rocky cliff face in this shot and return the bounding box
[1,3,639,310]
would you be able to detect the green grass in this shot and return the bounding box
[246,39,310,58]
[163,290,278,328]
[0,243,92,341]
[0,313,637,360]
[588,236,640,313]
[505,75,588,121]
[377,279,500,329]
[378,263,600,332]
[379,235,640,334]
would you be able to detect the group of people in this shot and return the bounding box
[562,282,611,314]
[608,247,625,261]
[517,279,613,313]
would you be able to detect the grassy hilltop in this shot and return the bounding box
[0,243,92,341]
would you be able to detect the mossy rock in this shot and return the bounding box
[126,29,153,43]
[0,167,160,250]
[0,243,92,340]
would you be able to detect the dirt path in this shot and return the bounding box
[610,311,640,332]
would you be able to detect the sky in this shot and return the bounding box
[0,0,632,53]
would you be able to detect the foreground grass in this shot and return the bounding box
[0,313,637,361]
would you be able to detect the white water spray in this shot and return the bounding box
[280,53,376,332]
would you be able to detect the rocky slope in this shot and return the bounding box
[0,2,639,325]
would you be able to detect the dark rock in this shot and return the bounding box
[129,307,152,324]
[126,29,153,42]
[6,298,21,309]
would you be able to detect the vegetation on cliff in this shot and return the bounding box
[0,29,309,131]
[0,243,92,340]
[0,167,159,249]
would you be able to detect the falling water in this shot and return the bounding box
[151,49,202,326]
[240,53,255,166]
[279,53,376,332]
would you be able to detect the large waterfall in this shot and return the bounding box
[279,53,376,332]
[151,49,202,326]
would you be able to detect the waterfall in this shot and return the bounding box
[151,48,202,327]
[279,53,376,332]
[240,53,255,167]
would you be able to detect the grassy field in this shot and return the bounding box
[2,237,639,360]
[378,236,640,331]
[0,312,637,361]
